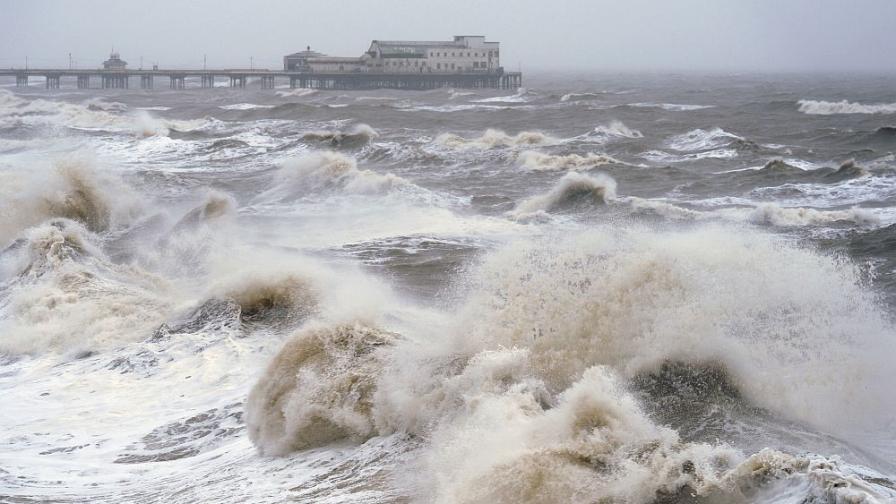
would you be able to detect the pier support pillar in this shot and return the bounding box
[45,75,60,90]
[140,75,153,89]
[201,74,214,88]
[169,76,185,89]
[260,75,275,89]
[229,75,246,88]
[77,75,90,89]
[15,74,28,87]
[102,74,128,89]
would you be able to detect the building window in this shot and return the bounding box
[437,63,441,69]
[451,63,455,69]
[473,62,478,68]
[451,52,455,57]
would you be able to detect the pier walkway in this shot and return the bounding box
[0,68,522,90]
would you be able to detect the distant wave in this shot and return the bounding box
[275,88,317,98]
[560,92,605,102]
[218,103,275,111]
[255,151,409,202]
[630,102,714,111]
[577,121,643,144]
[471,88,530,103]
[668,127,742,151]
[798,99,896,115]
[517,150,622,171]
[302,123,379,148]
[0,90,209,138]
[641,148,738,163]
[436,129,560,149]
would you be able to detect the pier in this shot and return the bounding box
[0,68,522,91]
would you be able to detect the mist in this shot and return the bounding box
[3,0,895,73]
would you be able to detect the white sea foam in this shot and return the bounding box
[516,150,622,171]
[0,158,145,243]
[630,102,714,111]
[583,120,644,143]
[471,88,530,103]
[641,148,739,162]
[436,129,560,149]
[668,127,742,151]
[798,99,896,115]
[0,90,205,137]
[255,151,409,202]
[560,92,605,102]
[246,322,398,455]
[275,88,318,98]
[219,103,276,111]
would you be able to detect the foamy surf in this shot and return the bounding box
[798,99,896,115]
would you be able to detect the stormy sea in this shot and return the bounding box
[1,72,895,503]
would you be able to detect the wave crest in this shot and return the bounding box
[257,151,408,201]
[245,322,398,455]
[302,123,379,148]
[798,99,896,115]
[517,151,621,171]
[512,172,617,217]
[0,160,143,244]
[586,121,643,142]
[436,129,559,149]
[0,221,172,355]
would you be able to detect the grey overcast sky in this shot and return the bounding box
[2,0,894,72]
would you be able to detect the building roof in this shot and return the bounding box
[373,40,465,47]
[103,52,127,67]
[285,50,326,58]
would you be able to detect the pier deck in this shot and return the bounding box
[0,68,522,90]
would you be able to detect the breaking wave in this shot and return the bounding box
[584,121,643,143]
[275,88,318,98]
[516,150,622,171]
[630,102,714,111]
[506,169,881,230]
[641,148,738,163]
[0,90,204,137]
[450,227,895,431]
[668,127,742,151]
[0,220,174,355]
[560,92,605,102]
[360,226,896,501]
[436,129,560,149]
[246,322,398,456]
[255,151,409,201]
[301,123,379,148]
[512,172,617,217]
[0,160,144,243]
[219,103,276,111]
[471,88,530,103]
[213,272,317,326]
[798,99,896,115]
[745,203,879,227]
